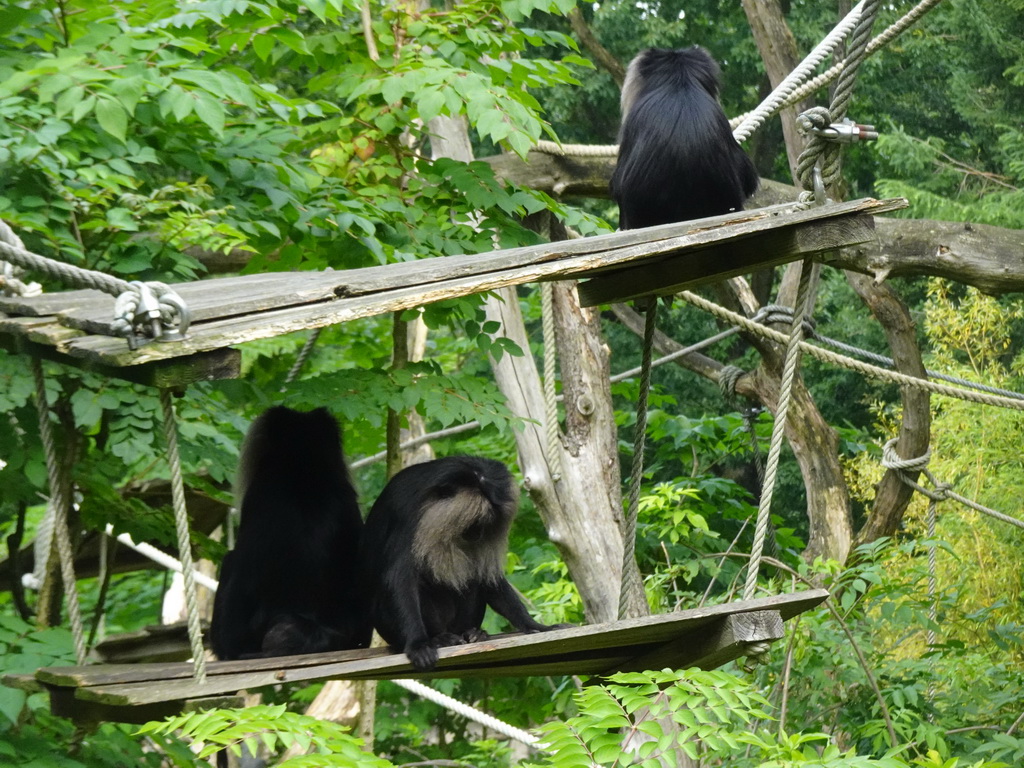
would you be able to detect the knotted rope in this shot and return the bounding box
[159,389,207,682]
[796,0,881,195]
[0,219,191,348]
[30,359,87,665]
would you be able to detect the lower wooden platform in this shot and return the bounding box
[9,589,827,725]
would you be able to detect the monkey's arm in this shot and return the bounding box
[380,572,441,671]
[485,578,552,633]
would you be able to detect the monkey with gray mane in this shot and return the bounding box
[361,456,556,671]
[210,406,371,660]
[611,46,759,230]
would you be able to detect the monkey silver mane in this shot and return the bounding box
[620,53,644,119]
[233,418,269,507]
[413,488,518,590]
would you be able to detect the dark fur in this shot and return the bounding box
[361,456,553,671]
[210,406,370,660]
[610,46,760,229]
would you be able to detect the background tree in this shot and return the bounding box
[0,0,1022,765]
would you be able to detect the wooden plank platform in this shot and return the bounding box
[18,589,827,724]
[0,199,905,386]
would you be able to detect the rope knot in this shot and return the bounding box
[112,281,192,350]
[881,437,931,474]
[796,106,834,136]
[718,365,746,400]
[753,304,816,335]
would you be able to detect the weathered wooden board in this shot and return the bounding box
[0,314,241,387]
[0,199,906,382]
[28,590,827,724]
[577,211,877,306]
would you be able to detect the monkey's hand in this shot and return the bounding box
[461,628,489,644]
[405,639,439,671]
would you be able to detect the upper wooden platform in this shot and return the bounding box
[6,589,827,725]
[0,199,905,387]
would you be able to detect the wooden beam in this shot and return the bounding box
[26,590,827,724]
[0,200,907,378]
[617,610,784,673]
[0,317,240,387]
[576,213,876,306]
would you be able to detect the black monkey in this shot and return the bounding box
[210,406,371,660]
[361,456,555,671]
[610,46,760,230]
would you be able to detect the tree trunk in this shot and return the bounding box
[485,284,629,623]
[740,0,810,182]
[847,273,931,546]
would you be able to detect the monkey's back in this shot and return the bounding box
[210,407,368,659]
[612,46,759,230]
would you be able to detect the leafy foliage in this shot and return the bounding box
[139,704,391,766]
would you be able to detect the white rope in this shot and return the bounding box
[732,2,866,144]
[730,0,945,133]
[103,525,219,593]
[393,678,543,750]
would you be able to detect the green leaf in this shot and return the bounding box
[95,96,128,142]
[194,92,226,135]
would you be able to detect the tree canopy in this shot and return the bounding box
[1,0,1023,766]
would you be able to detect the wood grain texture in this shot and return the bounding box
[28,590,827,724]
[0,199,907,383]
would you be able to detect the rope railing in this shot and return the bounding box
[679,291,1024,412]
[0,219,191,348]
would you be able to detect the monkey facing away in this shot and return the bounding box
[610,46,760,230]
[361,456,556,671]
[210,406,371,660]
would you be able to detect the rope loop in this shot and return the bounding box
[753,304,817,335]
[880,437,931,474]
[718,365,746,401]
[112,281,192,350]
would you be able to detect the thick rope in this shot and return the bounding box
[796,0,881,192]
[0,221,42,298]
[759,304,1024,401]
[880,439,1024,531]
[158,389,207,682]
[0,220,191,346]
[30,359,87,665]
[730,0,945,132]
[619,299,657,619]
[283,328,323,388]
[540,283,563,481]
[925,494,938,647]
[679,291,1024,411]
[733,1,867,144]
[0,235,131,296]
[743,258,816,601]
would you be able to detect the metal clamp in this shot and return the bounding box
[807,117,878,144]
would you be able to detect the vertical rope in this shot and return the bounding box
[797,0,881,192]
[619,298,657,619]
[282,328,322,389]
[30,359,87,665]
[925,499,938,647]
[540,283,562,481]
[159,389,207,682]
[742,258,816,601]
